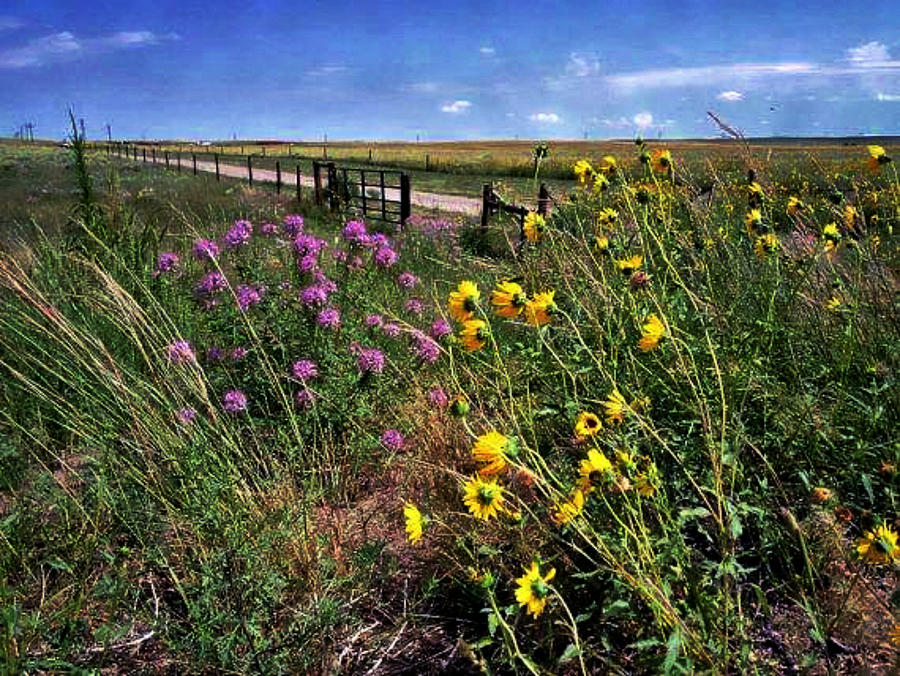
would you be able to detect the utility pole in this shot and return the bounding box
[79,118,86,140]
[106,124,112,143]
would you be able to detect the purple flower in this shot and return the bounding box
[223,389,248,414]
[369,233,389,249]
[380,429,404,451]
[230,347,248,362]
[357,348,385,375]
[430,319,452,339]
[365,314,384,328]
[167,340,195,365]
[332,249,348,263]
[404,298,424,316]
[224,219,253,248]
[291,359,318,381]
[261,222,278,236]
[294,234,326,257]
[382,323,401,338]
[295,388,316,409]
[206,346,225,363]
[236,284,265,312]
[414,336,440,364]
[154,252,179,277]
[192,239,220,262]
[298,254,318,273]
[396,272,419,289]
[300,285,329,308]
[342,220,368,243]
[317,307,341,329]
[374,247,398,268]
[195,271,227,296]
[428,387,449,408]
[313,271,337,294]
[176,407,197,425]
[283,214,304,237]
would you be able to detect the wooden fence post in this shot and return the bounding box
[165,151,169,169]
[142,148,146,163]
[296,164,301,203]
[313,161,322,206]
[538,183,550,216]
[215,153,220,181]
[247,155,253,187]
[425,154,430,172]
[152,147,156,163]
[400,173,411,226]
[481,183,492,230]
[276,160,281,194]
[177,152,181,172]
[192,153,197,174]
[368,147,372,162]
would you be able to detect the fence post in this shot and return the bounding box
[142,148,146,163]
[215,153,220,181]
[165,151,169,169]
[360,170,367,216]
[425,154,430,172]
[177,152,181,172]
[327,163,338,211]
[481,183,492,230]
[192,153,197,175]
[296,164,301,203]
[152,147,156,163]
[368,147,372,162]
[247,155,253,187]
[400,173,411,226]
[276,160,281,194]
[313,161,322,206]
[538,183,550,216]
[262,147,266,158]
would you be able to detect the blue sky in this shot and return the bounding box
[1,0,899,140]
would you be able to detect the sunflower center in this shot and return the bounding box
[530,579,550,599]
[477,485,497,505]
[589,470,604,484]
[463,297,478,312]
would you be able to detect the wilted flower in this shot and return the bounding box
[295,388,316,409]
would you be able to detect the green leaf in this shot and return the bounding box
[664,629,682,674]
[558,643,581,664]
[487,611,498,637]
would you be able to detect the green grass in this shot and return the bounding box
[0,137,898,673]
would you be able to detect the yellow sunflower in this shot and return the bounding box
[753,233,779,259]
[523,212,546,243]
[591,172,610,193]
[651,149,673,174]
[638,314,666,352]
[823,222,841,245]
[491,280,528,319]
[578,448,613,493]
[459,319,490,352]
[448,280,480,322]
[573,159,594,184]
[403,503,426,545]
[574,411,602,439]
[462,476,505,520]
[843,205,858,230]
[866,145,892,173]
[745,209,763,236]
[747,182,764,208]
[603,389,629,425]
[787,196,807,216]
[599,155,618,175]
[552,489,585,526]
[514,561,556,618]
[472,430,517,476]
[856,522,900,565]
[594,234,610,254]
[524,291,556,327]
[616,254,643,276]
[597,207,618,227]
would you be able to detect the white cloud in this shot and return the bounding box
[441,100,472,114]
[305,65,348,77]
[606,62,817,90]
[633,112,653,128]
[529,112,561,124]
[480,46,495,56]
[876,92,900,101]
[716,90,744,102]
[847,41,891,64]
[0,16,23,31]
[0,29,176,68]
[565,52,600,78]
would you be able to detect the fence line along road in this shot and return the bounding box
[139,153,482,216]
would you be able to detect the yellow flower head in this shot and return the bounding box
[748,182,765,208]
[889,623,900,647]
[603,389,629,425]
[448,280,480,322]
[491,280,528,319]
[616,254,643,276]
[472,430,517,476]
[825,295,843,313]
[638,313,666,352]
[651,149,673,174]
[523,212,546,243]
[552,488,585,526]
[745,209,763,235]
[594,235,610,253]
[579,448,613,492]
[462,476,505,520]
[591,172,610,193]
[599,155,618,175]
[614,449,638,475]
[524,291,556,327]
[786,196,807,216]
[574,411,602,439]
[866,145,892,173]
[573,159,594,184]
[403,503,426,545]
[856,522,899,565]
[459,318,490,352]
[597,207,618,227]
[634,467,659,496]
[753,233,779,259]
[822,222,841,244]
[514,561,556,618]
[843,205,858,230]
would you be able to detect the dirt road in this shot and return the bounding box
[141,155,483,216]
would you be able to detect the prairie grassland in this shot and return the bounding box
[0,133,898,674]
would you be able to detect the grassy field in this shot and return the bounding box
[1,134,898,673]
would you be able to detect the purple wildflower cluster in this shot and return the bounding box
[404,298,424,316]
[230,347,248,362]
[396,272,419,289]
[236,284,265,312]
[195,271,227,306]
[357,347,385,375]
[374,246,398,268]
[154,252,179,277]
[413,334,440,364]
[291,359,318,381]
[341,220,368,244]
[380,429,404,451]
[206,346,225,363]
[192,238,219,262]
[223,389,248,413]
[365,314,383,328]
[283,214,304,237]
[261,222,279,236]
[430,319,452,340]
[294,233,328,272]
[428,386,449,408]
[167,340,195,365]
[317,307,341,330]
[295,388,316,409]
[224,219,253,248]
[176,407,197,425]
